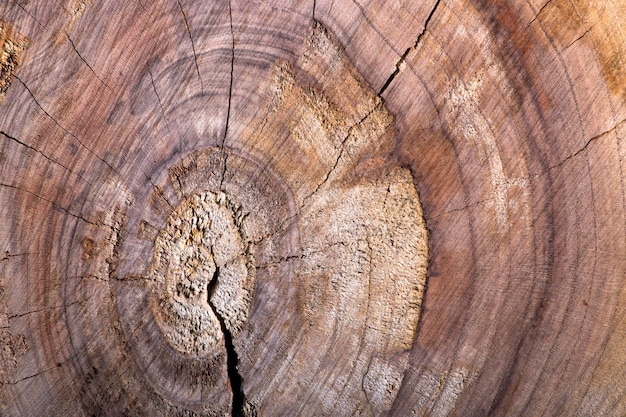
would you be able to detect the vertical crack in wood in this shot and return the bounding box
[207,262,246,417]
[223,0,235,146]
[219,0,236,197]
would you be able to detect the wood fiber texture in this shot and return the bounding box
[1,0,626,416]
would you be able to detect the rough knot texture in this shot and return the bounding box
[149,191,254,357]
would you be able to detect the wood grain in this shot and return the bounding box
[1,0,626,415]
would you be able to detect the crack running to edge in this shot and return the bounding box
[207,265,245,417]
[377,0,441,96]
[0,130,93,186]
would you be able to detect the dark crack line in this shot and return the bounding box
[256,241,352,270]
[255,253,303,270]
[144,173,175,210]
[524,0,553,31]
[302,103,380,207]
[424,198,491,220]
[207,265,245,417]
[0,130,93,186]
[6,351,84,385]
[7,368,51,386]
[177,0,203,91]
[548,117,626,171]
[360,236,376,417]
[377,0,441,96]
[562,25,592,51]
[1,252,38,263]
[65,34,110,89]
[247,129,377,247]
[217,1,236,194]
[10,0,45,28]
[8,297,89,320]
[470,117,626,184]
[250,210,298,247]
[13,75,120,177]
[172,172,184,197]
[0,182,97,225]
[223,0,235,146]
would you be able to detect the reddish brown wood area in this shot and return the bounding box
[1,0,626,415]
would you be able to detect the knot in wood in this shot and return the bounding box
[148,191,254,356]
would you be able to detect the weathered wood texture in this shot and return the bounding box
[1,0,626,415]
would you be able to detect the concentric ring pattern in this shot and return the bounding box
[1,0,626,416]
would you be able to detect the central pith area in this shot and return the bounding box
[148,191,254,356]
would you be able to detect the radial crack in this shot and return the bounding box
[377,0,441,96]
[65,33,109,88]
[0,130,93,186]
[0,182,97,225]
[8,297,89,319]
[10,1,44,28]
[207,264,246,417]
[424,198,491,220]
[302,103,380,207]
[13,75,120,177]
[148,70,171,131]
[177,0,203,91]
[524,0,554,31]
[223,0,235,146]
[549,117,626,170]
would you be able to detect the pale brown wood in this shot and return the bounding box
[2,0,626,416]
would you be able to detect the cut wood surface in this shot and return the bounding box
[1,0,626,415]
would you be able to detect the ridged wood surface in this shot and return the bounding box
[1,0,626,416]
